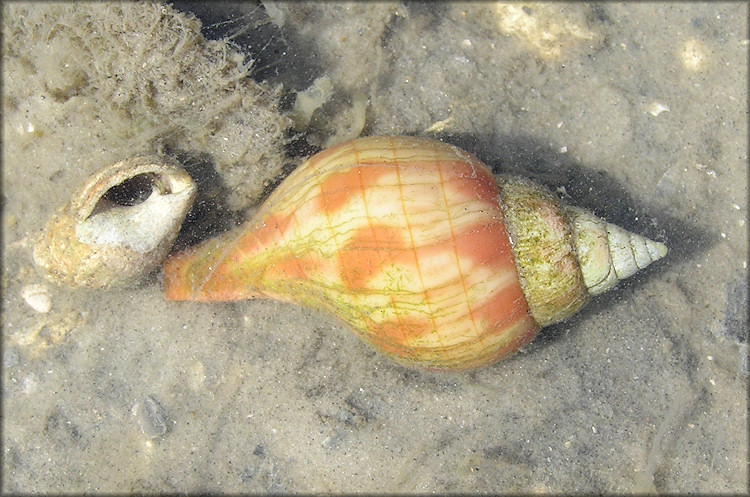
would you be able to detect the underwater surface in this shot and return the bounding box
[2,2,747,493]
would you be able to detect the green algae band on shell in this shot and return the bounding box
[163,136,667,371]
[33,156,196,289]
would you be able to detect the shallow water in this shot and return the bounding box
[3,2,747,493]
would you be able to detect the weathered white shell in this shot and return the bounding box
[567,206,668,295]
[21,283,52,313]
[33,156,196,289]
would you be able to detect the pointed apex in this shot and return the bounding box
[566,207,668,296]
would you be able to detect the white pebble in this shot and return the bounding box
[21,284,51,313]
[648,101,670,117]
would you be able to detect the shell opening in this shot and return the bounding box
[75,166,197,255]
[102,173,159,206]
[76,184,195,254]
[87,173,157,218]
[93,171,193,214]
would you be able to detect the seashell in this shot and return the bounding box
[163,136,667,371]
[33,156,196,289]
[21,283,52,313]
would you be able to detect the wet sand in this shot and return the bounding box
[2,2,747,493]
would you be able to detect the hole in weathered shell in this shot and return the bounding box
[87,173,167,218]
[103,173,160,206]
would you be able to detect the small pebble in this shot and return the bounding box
[21,284,51,313]
[138,395,170,438]
[648,101,670,117]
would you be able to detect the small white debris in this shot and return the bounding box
[648,101,670,117]
[695,163,718,178]
[21,284,51,313]
[680,38,710,72]
[22,374,39,395]
[424,117,454,134]
[290,75,334,129]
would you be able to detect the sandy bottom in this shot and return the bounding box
[2,2,747,493]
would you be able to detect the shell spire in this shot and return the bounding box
[496,175,668,326]
[566,207,668,296]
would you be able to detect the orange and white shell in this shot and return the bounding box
[164,136,666,371]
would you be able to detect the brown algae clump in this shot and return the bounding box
[3,2,292,211]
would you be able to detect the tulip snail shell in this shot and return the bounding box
[164,136,667,371]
